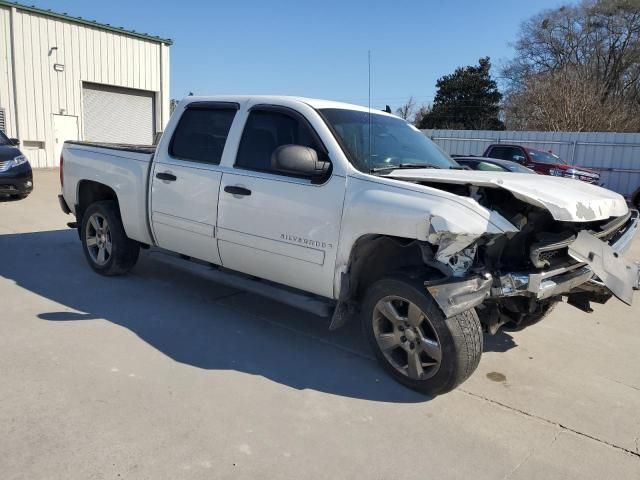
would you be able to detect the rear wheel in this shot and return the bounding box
[81,201,139,276]
[361,276,483,396]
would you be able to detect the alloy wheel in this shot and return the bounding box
[85,213,112,266]
[372,295,442,380]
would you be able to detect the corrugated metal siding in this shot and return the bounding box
[0,4,170,168]
[0,6,16,137]
[83,83,154,144]
[424,129,640,199]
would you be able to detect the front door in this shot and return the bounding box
[53,115,78,165]
[149,103,239,264]
[217,107,346,298]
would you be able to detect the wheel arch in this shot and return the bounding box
[76,180,120,226]
[339,234,443,305]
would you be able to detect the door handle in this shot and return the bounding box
[224,185,252,196]
[156,172,177,182]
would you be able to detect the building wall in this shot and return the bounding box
[0,4,170,167]
[0,6,17,139]
[424,129,640,199]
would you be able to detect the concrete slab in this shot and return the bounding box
[0,170,639,479]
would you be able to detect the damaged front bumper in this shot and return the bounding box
[426,275,493,318]
[495,209,640,305]
[428,210,640,317]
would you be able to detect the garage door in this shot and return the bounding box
[83,83,155,145]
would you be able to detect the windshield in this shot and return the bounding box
[319,108,458,171]
[528,148,565,165]
[0,130,11,146]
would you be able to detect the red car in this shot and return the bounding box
[483,144,600,184]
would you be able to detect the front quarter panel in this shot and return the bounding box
[334,174,518,296]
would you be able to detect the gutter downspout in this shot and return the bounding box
[8,6,20,140]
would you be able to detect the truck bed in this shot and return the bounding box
[62,140,155,246]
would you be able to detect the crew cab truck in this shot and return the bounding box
[59,96,640,396]
[483,143,601,184]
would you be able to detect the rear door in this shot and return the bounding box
[217,106,346,298]
[150,102,239,264]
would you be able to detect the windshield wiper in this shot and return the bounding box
[370,163,439,173]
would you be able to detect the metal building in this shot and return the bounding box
[0,1,171,168]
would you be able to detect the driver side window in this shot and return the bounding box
[235,109,322,176]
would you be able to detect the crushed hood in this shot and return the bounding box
[385,169,628,222]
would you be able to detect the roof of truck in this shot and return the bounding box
[182,95,398,116]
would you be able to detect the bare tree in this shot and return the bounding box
[503,0,640,131]
[413,103,432,127]
[504,65,639,131]
[395,96,417,121]
[170,99,179,115]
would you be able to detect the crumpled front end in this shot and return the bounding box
[408,177,640,331]
[493,210,640,305]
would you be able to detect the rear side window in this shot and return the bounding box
[487,146,521,161]
[487,147,513,160]
[235,109,323,174]
[170,108,237,164]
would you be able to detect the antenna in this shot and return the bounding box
[368,50,371,111]
[368,50,372,172]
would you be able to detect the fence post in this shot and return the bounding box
[570,140,577,165]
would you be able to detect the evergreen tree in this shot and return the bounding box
[416,57,504,130]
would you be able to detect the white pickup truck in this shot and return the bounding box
[58,96,640,395]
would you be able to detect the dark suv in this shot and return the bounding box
[483,144,600,184]
[0,131,33,200]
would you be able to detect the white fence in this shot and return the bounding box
[423,129,640,200]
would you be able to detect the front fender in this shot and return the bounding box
[334,175,518,297]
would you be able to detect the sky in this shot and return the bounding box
[30,0,565,111]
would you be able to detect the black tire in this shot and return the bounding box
[361,275,483,396]
[630,187,640,211]
[503,301,558,332]
[80,201,139,276]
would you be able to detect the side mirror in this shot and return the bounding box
[271,144,330,179]
[9,138,20,146]
[512,154,525,163]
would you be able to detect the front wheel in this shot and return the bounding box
[361,276,483,396]
[81,201,139,276]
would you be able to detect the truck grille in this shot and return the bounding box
[530,211,634,268]
[0,160,11,172]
